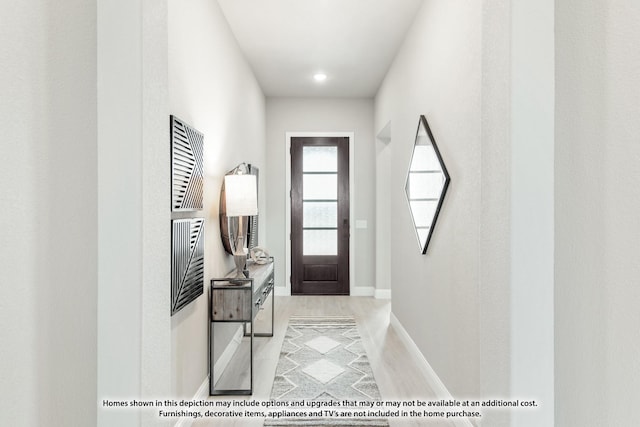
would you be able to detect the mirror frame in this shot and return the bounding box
[404,115,451,254]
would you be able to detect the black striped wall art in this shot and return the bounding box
[171,218,205,315]
[171,115,204,211]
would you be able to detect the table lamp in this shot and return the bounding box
[224,170,258,281]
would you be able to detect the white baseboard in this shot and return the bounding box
[174,376,209,427]
[275,286,382,298]
[374,289,391,299]
[351,286,375,297]
[389,313,474,427]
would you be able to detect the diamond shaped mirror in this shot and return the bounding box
[405,115,451,254]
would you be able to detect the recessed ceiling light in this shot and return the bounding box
[313,73,327,82]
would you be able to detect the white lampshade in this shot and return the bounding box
[224,174,258,216]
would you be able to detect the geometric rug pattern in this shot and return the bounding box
[265,316,388,426]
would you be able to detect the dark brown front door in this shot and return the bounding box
[291,136,349,295]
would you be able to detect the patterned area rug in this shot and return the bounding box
[264,316,389,426]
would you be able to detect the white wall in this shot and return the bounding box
[510,1,555,426]
[97,0,171,425]
[168,0,266,398]
[0,1,98,426]
[375,0,483,398]
[479,1,511,426]
[265,98,376,293]
[555,0,640,425]
[2,1,174,425]
[375,122,392,295]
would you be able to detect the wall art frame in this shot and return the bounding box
[171,218,205,315]
[171,115,204,211]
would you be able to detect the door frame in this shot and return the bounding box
[283,131,355,296]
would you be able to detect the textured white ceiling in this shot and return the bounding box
[217,0,424,97]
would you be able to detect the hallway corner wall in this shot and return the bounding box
[97,0,172,425]
[555,0,640,424]
[1,1,98,426]
[478,1,511,426]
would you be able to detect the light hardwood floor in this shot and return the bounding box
[195,296,455,427]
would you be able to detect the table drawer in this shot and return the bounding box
[211,287,252,321]
[253,272,274,312]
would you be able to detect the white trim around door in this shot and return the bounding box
[283,132,355,296]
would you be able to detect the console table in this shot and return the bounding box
[209,259,274,395]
